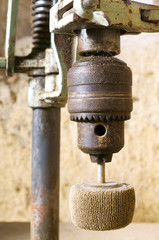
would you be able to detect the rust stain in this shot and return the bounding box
[97,0,101,8]
[32,204,49,225]
[128,21,132,27]
[123,0,131,6]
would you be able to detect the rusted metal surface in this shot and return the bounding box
[1,55,47,74]
[31,0,75,108]
[67,56,132,122]
[141,9,159,23]
[32,108,60,240]
[77,121,124,163]
[14,56,45,74]
[31,1,61,240]
[50,0,159,34]
[77,28,120,56]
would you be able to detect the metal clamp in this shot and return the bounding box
[0,0,75,109]
[50,0,159,34]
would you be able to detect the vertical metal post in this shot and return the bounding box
[31,0,60,239]
[31,108,60,240]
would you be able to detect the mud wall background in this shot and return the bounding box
[0,0,159,222]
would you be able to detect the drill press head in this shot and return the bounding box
[67,28,135,231]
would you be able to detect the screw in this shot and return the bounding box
[83,0,96,10]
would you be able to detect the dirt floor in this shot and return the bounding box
[0,223,159,240]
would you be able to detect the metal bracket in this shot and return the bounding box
[0,0,75,109]
[39,33,75,107]
[50,0,159,34]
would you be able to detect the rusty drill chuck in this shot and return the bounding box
[67,55,132,162]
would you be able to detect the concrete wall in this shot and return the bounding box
[0,1,159,223]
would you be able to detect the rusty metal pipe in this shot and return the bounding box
[31,108,60,240]
[30,1,61,240]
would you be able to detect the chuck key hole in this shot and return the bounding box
[94,124,106,137]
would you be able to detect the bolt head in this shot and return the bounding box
[83,0,96,10]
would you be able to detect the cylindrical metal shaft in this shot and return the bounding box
[97,162,105,183]
[31,108,60,240]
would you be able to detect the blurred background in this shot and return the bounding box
[0,0,159,225]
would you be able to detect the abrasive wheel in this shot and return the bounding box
[69,163,135,231]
